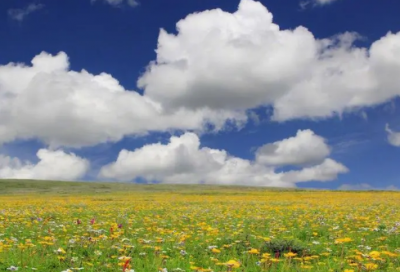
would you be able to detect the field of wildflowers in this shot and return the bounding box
[1,183,400,271]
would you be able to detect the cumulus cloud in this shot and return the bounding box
[283,158,347,183]
[0,51,245,148]
[100,131,348,187]
[338,183,399,191]
[255,129,330,166]
[91,0,139,7]
[4,0,400,149]
[0,149,89,180]
[385,124,400,147]
[138,0,400,121]
[8,3,44,22]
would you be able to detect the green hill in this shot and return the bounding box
[0,179,304,195]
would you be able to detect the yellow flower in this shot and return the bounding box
[365,263,378,270]
[224,260,241,268]
[382,251,398,257]
[262,252,271,258]
[369,251,380,258]
[284,252,297,258]
[248,248,259,254]
[335,237,352,244]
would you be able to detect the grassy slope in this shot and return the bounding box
[0,179,305,195]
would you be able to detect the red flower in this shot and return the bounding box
[122,259,131,272]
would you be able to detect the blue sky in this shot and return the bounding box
[1,0,400,189]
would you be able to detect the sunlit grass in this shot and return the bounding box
[0,180,400,271]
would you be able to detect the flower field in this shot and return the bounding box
[1,185,400,271]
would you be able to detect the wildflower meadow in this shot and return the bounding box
[1,182,400,271]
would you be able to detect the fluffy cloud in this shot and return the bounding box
[100,131,348,187]
[385,124,400,147]
[0,52,244,148]
[138,0,400,121]
[8,3,44,22]
[255,129,330,166]
[4,0,400,149]
[338,183,399,191]
[91,0,139,7]
[0,149,89,180]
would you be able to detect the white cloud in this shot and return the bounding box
[314,0,338,5]
[283,158,347,183]
[300,0,338,9]
[0,51,245,148]
[338,183,399,191]
[4,0,400,150]
[255,129,330,166]
[126,0,139,7]
[385,124,400,147]
[100,132,348,187]
[92,0,139,7]
[138,0,400,121]
[8,3,44,22]
[0,149,89,181]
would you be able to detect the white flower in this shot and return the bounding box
[118,256,132,261]
[55,247,66,254]
[7,267,19,271]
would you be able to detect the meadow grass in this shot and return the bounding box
[0,179,400,271]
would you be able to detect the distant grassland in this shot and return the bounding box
[0,179,307,196]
